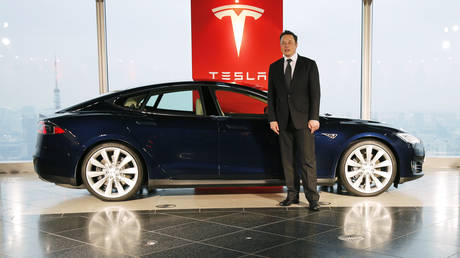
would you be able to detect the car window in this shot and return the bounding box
[145,89,204,116]
[145,95,158,107]
[214,89,267,116]
[114,93,147,110]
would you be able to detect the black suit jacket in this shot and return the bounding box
[267,55,321,130]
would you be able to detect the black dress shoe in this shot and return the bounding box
[309,201,320,211]
[279,196,299,206]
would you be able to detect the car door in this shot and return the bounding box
[211,87,282,179]
[127,86,219,179]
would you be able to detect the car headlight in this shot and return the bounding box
[396,133,420,144]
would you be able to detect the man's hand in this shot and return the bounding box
[308,120,320,134]
[270,121,279,135]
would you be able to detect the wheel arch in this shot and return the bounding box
[333,133,401,185]
[74,136,149,187]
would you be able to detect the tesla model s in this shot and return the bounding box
[33,81,425,201]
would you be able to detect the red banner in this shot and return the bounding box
[191,0,283,90]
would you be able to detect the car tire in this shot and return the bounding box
[339,139,397,197]
[81,142,144,201]
[147,186,157,194]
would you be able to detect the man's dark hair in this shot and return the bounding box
[280,30,298,43]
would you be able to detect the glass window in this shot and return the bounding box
[106,0,192,91]
[0,1,98,161]
[284,0,362,118]
[105,0,360,117]
[215,90,267,115]
[372,0,460,156]
[145,95,158,107]
[157,91,194,111]
[145,90,203,116]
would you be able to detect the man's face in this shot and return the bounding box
[280,34,297,58]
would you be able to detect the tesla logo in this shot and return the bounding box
[208,71,266,81]
[191,0,282,89]
[212,4,264,56]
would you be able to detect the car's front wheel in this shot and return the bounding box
[81,142,144,201]
[339,140,397,196]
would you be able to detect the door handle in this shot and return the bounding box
[224,124,249,130]
[135,120,157,126]
[210,115,227,121]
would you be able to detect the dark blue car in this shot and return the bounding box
[33,81,425,201]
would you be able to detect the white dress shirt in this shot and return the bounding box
[283,52,298,77]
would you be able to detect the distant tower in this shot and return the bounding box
[54,57,61,110]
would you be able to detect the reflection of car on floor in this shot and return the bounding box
[33,81,425,201]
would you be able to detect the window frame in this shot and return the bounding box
[141,86,207,117]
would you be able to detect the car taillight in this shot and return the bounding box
[38,121,65,135]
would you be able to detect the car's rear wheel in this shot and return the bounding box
[81,142,144,201]
[339,140,397,196]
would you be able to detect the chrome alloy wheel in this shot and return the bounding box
[343,143,394,195]
[85,146,140,199]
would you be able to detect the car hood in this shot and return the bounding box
[324,116,405,133]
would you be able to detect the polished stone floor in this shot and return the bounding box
[0,169,459,257]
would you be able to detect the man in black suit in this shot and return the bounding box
[267,30,321,211]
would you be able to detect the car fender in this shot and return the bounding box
[331,131,403,179]
[73,133,166,185]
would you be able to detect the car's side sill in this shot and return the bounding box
[148,179,283,188]
[318,178,337,186]
[148,178,337,188]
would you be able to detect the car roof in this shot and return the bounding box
[58,81,267,113]
[114,81,267,95]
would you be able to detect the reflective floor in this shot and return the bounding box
[0,169,459,257]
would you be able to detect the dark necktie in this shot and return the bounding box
[285,58,292,89]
